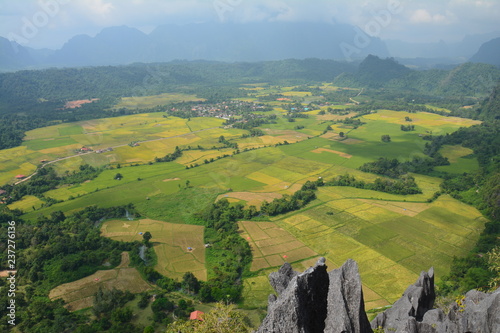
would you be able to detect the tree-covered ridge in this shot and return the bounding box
[0,59,355,110]
[427,82,500,294]
[477,81,500,121]
[0,205,139,331]
[355,55,411,88]
[334,56,500,97]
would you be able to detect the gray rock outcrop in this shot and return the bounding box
[371,270,500,333]
[371,267,435,331]
[257,258,500,333]
[268,262,299,295]
[325,259,372,333]
[257,257,372,333]
[258,257,329,333]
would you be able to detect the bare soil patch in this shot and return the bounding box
[311,147,352,159]
[163,177,180,182]
[64,99,99,109]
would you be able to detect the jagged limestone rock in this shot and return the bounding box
[258,258,499,333]
[324,259,372,333]
[371,268,500,333]
[258,258,372,333]
[371,267,435,332]
[269,262,299,295]
[257,257,329,333]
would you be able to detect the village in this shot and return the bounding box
[168,100,271,120]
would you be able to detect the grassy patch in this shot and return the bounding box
[102,219,207,280]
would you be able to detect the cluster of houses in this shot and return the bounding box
[95,147,114,153]
[77,147,93,153]
[75,146,114,154]
[172,101,268,120]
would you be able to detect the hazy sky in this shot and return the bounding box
[1,0,499,49]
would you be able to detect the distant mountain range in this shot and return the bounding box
[470,37,500,68]
[385,31,500,60]
[0,22,389,71]
[1,23,499,72]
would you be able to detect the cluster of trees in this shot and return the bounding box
[241,128,265,138]
[0,165,102,205]
[359,156,449,178]
[227,114,278,130]
[0,204,138,332]
[90,287,138,332]
[142,292,195,326]
[286,113,309,123]
[154,146,183,163]
[261,183,318,216]
[196,199,255,302]
[218,135,238,150]
[326,173,421,195]
[400,124,415,131]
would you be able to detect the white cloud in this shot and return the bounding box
[410,8,454,25]
[0,0,499,48]
[86,0,114,16]
[410,9,432,23]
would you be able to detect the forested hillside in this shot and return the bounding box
[334,56,500,97]
[428,82,500,294]
[0,59,355,149]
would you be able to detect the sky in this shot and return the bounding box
[1,0,499,49]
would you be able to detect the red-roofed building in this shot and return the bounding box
[15,175,26,179]
[189,310,204,321]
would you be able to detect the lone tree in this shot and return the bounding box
[339,131,345,138]
[143,231,152,245]
[114,173,123,180]
[381,135,391,142]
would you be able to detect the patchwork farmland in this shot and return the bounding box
[49,252,152,312]
[101,219,207,280]
[6,84,489,316]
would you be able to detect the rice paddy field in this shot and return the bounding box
[0,114,227,185]
[6,85,489,313]
[48,252,152,312]
[101,219,207,280]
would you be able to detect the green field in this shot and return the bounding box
[48,252,152,312]
[6,87,488,313]
[435,145,479,174]
[101,219,207,280]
